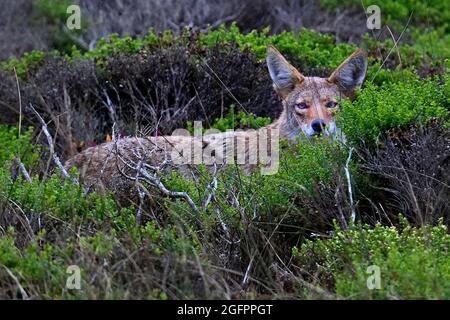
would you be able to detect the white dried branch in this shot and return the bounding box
[14,157,32,183]
[345,147,356,225]
[3,266,29,300]
[241,255,254,290]
[202,164,218,211]
[138,166,200,215]
[202,164,231,239]
[29,104,78,184]
[118,153,200,217]
[134,160,146,225]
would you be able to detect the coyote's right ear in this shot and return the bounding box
[266,46,304,99]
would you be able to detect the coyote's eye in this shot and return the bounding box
[326,101,338,108]
[295,102,308,110]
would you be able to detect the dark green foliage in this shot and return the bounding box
[200,24,357,71]
[293,219,450,299]
[0,125,38,166]
[187,105,272,134]
[339,75,449,145]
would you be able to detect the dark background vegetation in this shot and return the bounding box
[0,0,369,60]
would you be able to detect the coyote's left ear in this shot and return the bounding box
[328,49,368,94]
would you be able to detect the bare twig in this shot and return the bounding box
[200,60,249,115]
[345,147,356,225]
[29,104,77,184]
[13,67,22,142]
[102,89,118,136]
[202,164,231,240]
[63,84,75,156]
[385,25,402,67]
[8,198,35,241]
[370,11,413,82]
[335,185,348,230]
[241,255,254,290]
[118,152,201,218]
[138,167,200,215]
[202,165,218,211]
[14,157,32,183]
[3,266,29,300]
[134,160,146,225]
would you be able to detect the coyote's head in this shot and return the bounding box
[266,46,367,139]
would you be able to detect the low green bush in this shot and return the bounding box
[0,125,208,298]
[0,125,38,167]
[200,23,356,70]
[409,29,450,63]
[3,23,446,83]
[35,0,73,25]
[0,229,68,299]
[1,51,49,80]
[339,75,449,145]
[186,104,272,134]
[362,30,450,76]
[293,218,450,299]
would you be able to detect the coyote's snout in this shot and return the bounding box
[64,46,367,198]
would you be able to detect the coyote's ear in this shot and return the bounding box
[266,46,304,99]
[328,48,368,94]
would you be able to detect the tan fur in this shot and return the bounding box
[65,46,367,201]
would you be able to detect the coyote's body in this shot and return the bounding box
[65,46,367,199]
[65,127,277,192]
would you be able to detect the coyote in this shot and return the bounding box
[65,46,367,197]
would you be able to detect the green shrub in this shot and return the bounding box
[255,138,351,207]
[412,28,450,58]
[339,75,449,145]
[362,29,450,75]
[72,23,355,72]
[3,23,446,83]
[293,218,450,299]
[0,124,206,298]
[201,23,356,70]
[0,125,39,167]
[1,24,355,76]
[35,0,73,25]
[1,51,48,80]
[8,173,116,221]
[186,104,272,134]
[0,229,68,298]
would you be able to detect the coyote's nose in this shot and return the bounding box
[311,119,326,134]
